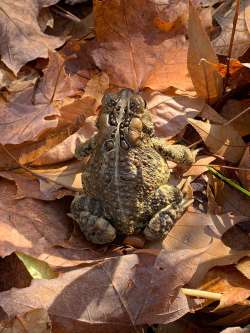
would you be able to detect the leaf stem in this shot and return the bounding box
[223,0,240,92]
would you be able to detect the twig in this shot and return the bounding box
[188,139,202,149]
[169,163,250,171]
[208,166,250,197]
[181,288,221,300]
[223,0,240,92]
[53,5,81,23]
[223,107,250,127]
[197,164,250,171]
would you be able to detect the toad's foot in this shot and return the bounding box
[70,194,116,244]
[144,197,193,241]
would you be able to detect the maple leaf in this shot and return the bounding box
[90,0,194,91]
[143,89,205,138]
[0,178,97,268]
[0,0,65,75]
[0,249,205,329]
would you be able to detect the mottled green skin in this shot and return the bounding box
[71,89,196,244]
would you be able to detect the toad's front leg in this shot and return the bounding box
[144,185,191,240]
[70,194,116,244]
[152,138,197,165]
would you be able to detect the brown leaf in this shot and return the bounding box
[32,121,96,166]
[213,178,250,217]
[31,161,83,191]
[236,257,250,279]
[221,99,250,137]
[31,71,109,166]
[183,155,216,177]
[212,0,250,58]
[0,121,86,169]
[0,171,73,200]
[0,249,205,328]
[0,178,97,267]
[212,308,250,327]
[142,90,203,138]
[0,89,60,145]
[188,118,246,163]
[0,1,64,75]
[162,209,250,286]
[0,253,31,292]
[0,308,51,333]
[90,0,194,91]
[237,146,250,191]
[187,1,223,103]
[33,51,78,104]
[219,328,250,333]
[199,265,250,310]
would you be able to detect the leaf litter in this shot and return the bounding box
[0,0,249,332]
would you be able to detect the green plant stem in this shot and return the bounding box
[208,166,250,197]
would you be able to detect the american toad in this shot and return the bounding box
[70,89,197,244]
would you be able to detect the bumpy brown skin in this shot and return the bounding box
[70,89,197,244]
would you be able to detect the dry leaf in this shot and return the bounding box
[187,1,223,103]
[236,257,250,279]
[0,89,60,145]
[0,178,97,267]
[0,171,73,201]
[0,0,64,75]
[199,265,250,310]
[33,51,78,105]
[0,248,205,329]
[143,89,204,138]
[0,253,31,292]
[188,118,246,163]
[183,155,216,177]
[220,328,250,333]
[90,0,194,91]
[221,99,250,137]
[0,308,51,333]
[32,121,96,166]
[31,161,83,191]
[213,0,250,58]
[162,209,250,286]
[213,308,250,327]
[237,146,250,191]
[212,178,250,217]
[0,120,86,170]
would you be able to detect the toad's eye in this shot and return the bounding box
[130,101,139,112]
[108,99,117,107]
[130,102,136,109]
[101,93,118,109]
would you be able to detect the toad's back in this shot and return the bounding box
[82,142,169,233]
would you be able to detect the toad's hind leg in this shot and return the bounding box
[144,185,191,240]
[70,195,116,244]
